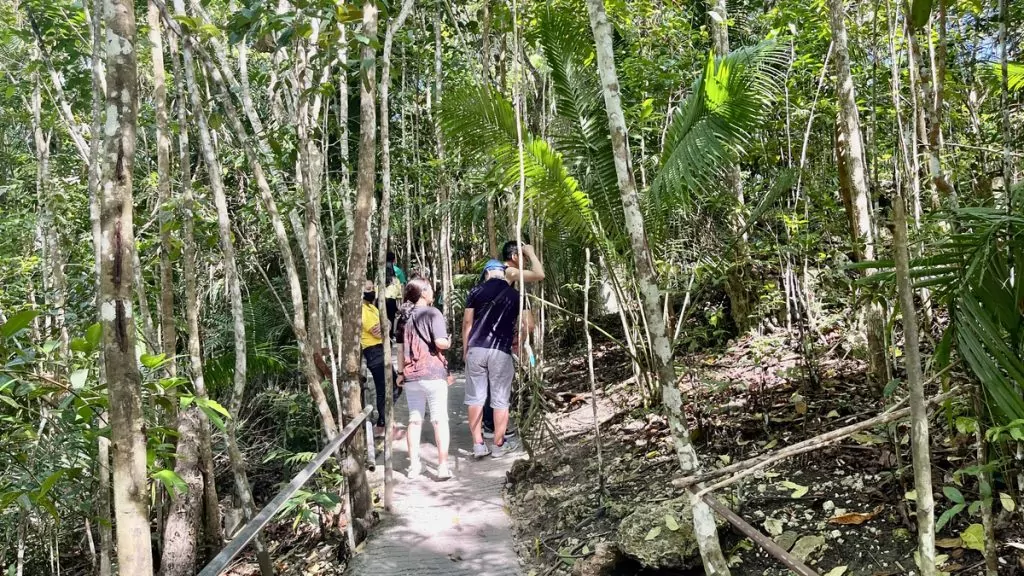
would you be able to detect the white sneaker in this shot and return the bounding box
[407,461,421,479]
[473,442,491,458]
[436,463,452,480]
[491,438,520,458]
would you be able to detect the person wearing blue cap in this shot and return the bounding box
[462,259,523,457]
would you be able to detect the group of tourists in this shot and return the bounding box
[358,243,545,480]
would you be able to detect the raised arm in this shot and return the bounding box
[508,244,545,284]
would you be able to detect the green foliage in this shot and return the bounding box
[998,62,1024,91]
[650,42,786,214]
[441,82,599,243]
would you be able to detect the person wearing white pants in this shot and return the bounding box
[396,278,453,480]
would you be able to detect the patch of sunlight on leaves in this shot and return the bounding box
[779,480,808,498]
[960,523,986,552]
[1000,492,1016,512]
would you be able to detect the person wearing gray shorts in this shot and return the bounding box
[462,260,523,458]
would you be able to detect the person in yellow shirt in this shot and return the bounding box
[362,280,398,438]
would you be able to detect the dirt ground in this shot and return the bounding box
[505,330,1024,576]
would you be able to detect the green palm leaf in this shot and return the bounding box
[536,9,622,234]
[440,83,599,242]
[652,42,787,207]
[993,61,1024,91]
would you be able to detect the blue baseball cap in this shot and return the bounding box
[484,259,506,271]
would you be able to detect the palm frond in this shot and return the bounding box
[993,61,1024,91]
[441,83,599,242]
[652,42,787,206]
[866,206,1024,425]
[536,9,621,233]
[203,342,291,397]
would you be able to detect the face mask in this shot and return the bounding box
[363,291,376,303]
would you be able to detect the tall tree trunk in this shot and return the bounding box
[31,74,69,362]
[339,0,379,538]
[148,5,200,573]
[297,29,327,396]
[998,0,1012,200]
[166,28,224,559]
[584,1,730,573]
[379,0,415,512]
[196,39,340,440]
[148,1,176,377]
[98,0,153,572]
[337,26,354,249]
[828,0,888,392]
[433,4,453,317]
[87,1,113,573]
[171,1,272,572]
[892,183,937,576]
[709,0,753,332]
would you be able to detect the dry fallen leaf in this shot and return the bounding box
[828,505,883,525]
[935,537,963,549]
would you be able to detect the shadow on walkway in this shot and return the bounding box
[345,374,522,576]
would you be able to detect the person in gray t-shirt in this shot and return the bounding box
[396,278,453,480]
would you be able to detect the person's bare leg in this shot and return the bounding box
[433,420,450,467]
[493,408,509,447]
[468,405,485,445]
[407,421,422,467]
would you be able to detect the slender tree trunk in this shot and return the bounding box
[99,0,153,572]
[337,26,354,249]
[166,29,224,559]
[196,45,340,441]
[709,0,753,333]
[148,1,177,377]
[97,414,113,576]
[379,0,416,512]
[828,0,888,392]
[87,2,113,573]
[297,30,327,398]
[998,0,1011,199]
[433,4,453,318]
[584,1,730,573]
[892,185,936,576]
[31,75,69,363]
[584,248,605,501]
[171,1,272,572]
[338,0,379,538]
[148,6,199,572]
[132,248,160,355]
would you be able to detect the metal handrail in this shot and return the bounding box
[198,405,374,576]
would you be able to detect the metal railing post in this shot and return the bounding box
[197,405,373,576]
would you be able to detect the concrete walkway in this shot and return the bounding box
[345,373,523,576]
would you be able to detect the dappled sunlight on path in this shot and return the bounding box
[345,374,523,576]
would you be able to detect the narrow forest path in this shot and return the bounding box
[345,373,523,576]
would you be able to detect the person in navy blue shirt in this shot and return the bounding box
[462,242,544,457]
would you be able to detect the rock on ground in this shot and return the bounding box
[616,497,704,570]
